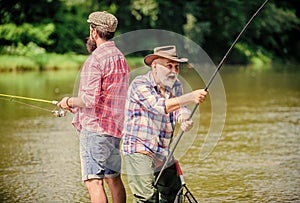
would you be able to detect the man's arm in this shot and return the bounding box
[165,89,208,113]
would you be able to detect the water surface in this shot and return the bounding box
[0,66,299,202]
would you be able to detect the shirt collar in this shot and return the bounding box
[93,41,115,53]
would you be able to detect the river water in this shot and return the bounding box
[0,65,299,202]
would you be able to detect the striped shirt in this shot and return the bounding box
[122,71,190,159]
[72,41,130,138]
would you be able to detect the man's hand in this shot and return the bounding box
[177,113,193,132]
[192,89,208,104]
[57,96,71,111]
[180,119,193,132]
[177,112,190,123]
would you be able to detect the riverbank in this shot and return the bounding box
[0,54,144,72]
[1,53,298,73]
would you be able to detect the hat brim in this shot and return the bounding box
[144,54,188,66]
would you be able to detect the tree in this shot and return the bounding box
[0,0,299,64]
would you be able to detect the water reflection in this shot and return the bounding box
[0,66,299,202]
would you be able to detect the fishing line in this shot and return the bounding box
[154,0,270,186]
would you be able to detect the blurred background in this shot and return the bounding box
[0,0,299,202]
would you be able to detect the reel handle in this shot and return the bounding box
[52,108,67,117]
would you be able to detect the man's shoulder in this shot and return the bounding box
[131,71,151,84]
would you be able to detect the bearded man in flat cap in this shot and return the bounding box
[58,11,129,203]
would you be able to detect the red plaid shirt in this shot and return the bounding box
[72,41,130,138]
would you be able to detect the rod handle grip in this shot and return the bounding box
[52,101,59,105]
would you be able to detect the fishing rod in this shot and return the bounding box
[154,0,270,186]
[0,93,58,104]
[0,93,66,117]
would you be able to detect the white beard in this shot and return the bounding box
[156,66,178,89]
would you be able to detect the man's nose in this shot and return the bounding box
[171,66,179,73]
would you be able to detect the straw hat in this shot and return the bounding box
[87,11,118,32]
[144,45,188,66]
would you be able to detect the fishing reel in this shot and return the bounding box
[52,108,67,117]
[50,100,67,117]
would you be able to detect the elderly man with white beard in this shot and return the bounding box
[122,45,208,203]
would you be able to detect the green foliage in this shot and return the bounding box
[0,23,55,44]
[0,53,87,71]
[0,23,55,56]
[247,2,300,62]
[0,0,299,66]
[47,4,90,54]
[2,42,46,56]
[0,55,39,71]
[234,42,272,66]
[183,1,211,46]
[155,0,186,34]
[0,0,64,25]
[183,13,210,46]
[126,56,144,69]
[36,53,87,70]
[0,0,88,54]
[131,0,158,27]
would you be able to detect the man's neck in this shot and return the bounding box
[96,38,107,47]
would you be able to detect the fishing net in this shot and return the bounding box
[174,184,198,203]
[174,160,198,203]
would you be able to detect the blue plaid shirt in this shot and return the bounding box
[122,71,190,159]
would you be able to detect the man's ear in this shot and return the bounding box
[152,61,157,69]
[92,29,98,40]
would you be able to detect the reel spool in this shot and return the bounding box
[52,108,67,117]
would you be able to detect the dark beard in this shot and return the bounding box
[86,37,97,53]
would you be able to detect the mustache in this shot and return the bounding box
[168,73,177,79]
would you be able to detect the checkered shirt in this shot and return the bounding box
[72,41,130,138]
[122,71,190,158]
